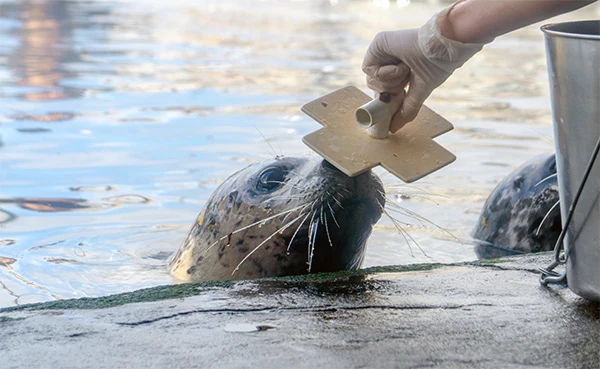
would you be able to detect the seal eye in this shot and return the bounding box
[257,167,285,192]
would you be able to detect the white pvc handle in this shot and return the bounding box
[355,95,401,139]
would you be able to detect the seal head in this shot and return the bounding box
[472,153,561,259]
[169,157,385,281]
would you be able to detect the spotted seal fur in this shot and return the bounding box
[472,153,561,259]
[169,157,384,281]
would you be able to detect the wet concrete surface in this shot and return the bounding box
[1,253,599,369]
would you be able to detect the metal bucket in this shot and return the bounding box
[542,20,600,301]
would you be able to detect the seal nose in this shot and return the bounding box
[321,160,342,173]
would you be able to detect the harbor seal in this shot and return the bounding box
[169,157,385,281]
[472,153,561,259]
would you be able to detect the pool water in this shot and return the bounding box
[0,0,597,307]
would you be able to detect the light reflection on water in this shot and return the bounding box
[0,0,598,307]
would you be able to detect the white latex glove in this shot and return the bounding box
[363,3,487,132]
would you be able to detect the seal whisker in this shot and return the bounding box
[534,173,557,188]
[269,198,306,220]
[326,201,340,228]
[331,192,344,209]
[385,183,430,192]
[379,203,425,257]
[384,204,420,222]
[271,201,312,225]
[394,193,442,206]
[385,203,412,213]
[382,196,459,244]
[264,195,304,201]
[307,210,319,272]
[383,186,449,205]
[409,195,441,206]
[385,203,430,224]
[207,203,311,251]
[287,210,313,254]
[323,205,334,248]
[262,192,305,202]
[385,184,449,197]
[261,180,304,190]
[380,207,413,226]
[319,204,325,225]
[535,200,560,236]
[381,197,418,222]
[323,190,339,213]
[232,210,309,275]
[252,123,282,160]
[398,205,460,243]
[378,190,408,206]
[281,201,310,223]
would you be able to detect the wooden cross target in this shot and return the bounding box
[301,86,456,183]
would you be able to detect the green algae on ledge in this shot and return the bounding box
[0,255,540,314]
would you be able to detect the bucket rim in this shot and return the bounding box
[541,20,600,40]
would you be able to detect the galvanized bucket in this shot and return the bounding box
[542,20,600,301]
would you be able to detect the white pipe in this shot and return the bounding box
[355,95,401,139]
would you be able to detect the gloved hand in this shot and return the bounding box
[362,3,488,132]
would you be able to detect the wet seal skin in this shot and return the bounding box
[169,157,385,281]
[472,153,561,259]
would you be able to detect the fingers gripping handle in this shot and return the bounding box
[355,92,401,139]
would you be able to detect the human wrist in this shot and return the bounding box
[441,0,495,44]
[436,1,493,44]
[437,13,458,42]
[418,4,486,73]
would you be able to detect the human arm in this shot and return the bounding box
[363,0,598,132]
[441,0,597,43]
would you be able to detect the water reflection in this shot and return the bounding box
[13,111,74,122]
[0,194,151,213]
[0,239,17,247]
[0,209,17,224]
[0,197,90,212]
[4,0,83,101]
[0,256,17,266]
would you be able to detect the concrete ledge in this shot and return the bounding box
[1,253,599,369]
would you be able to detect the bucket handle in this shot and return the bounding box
[539,135,600,286]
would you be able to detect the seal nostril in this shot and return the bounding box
[321,160,341,172]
